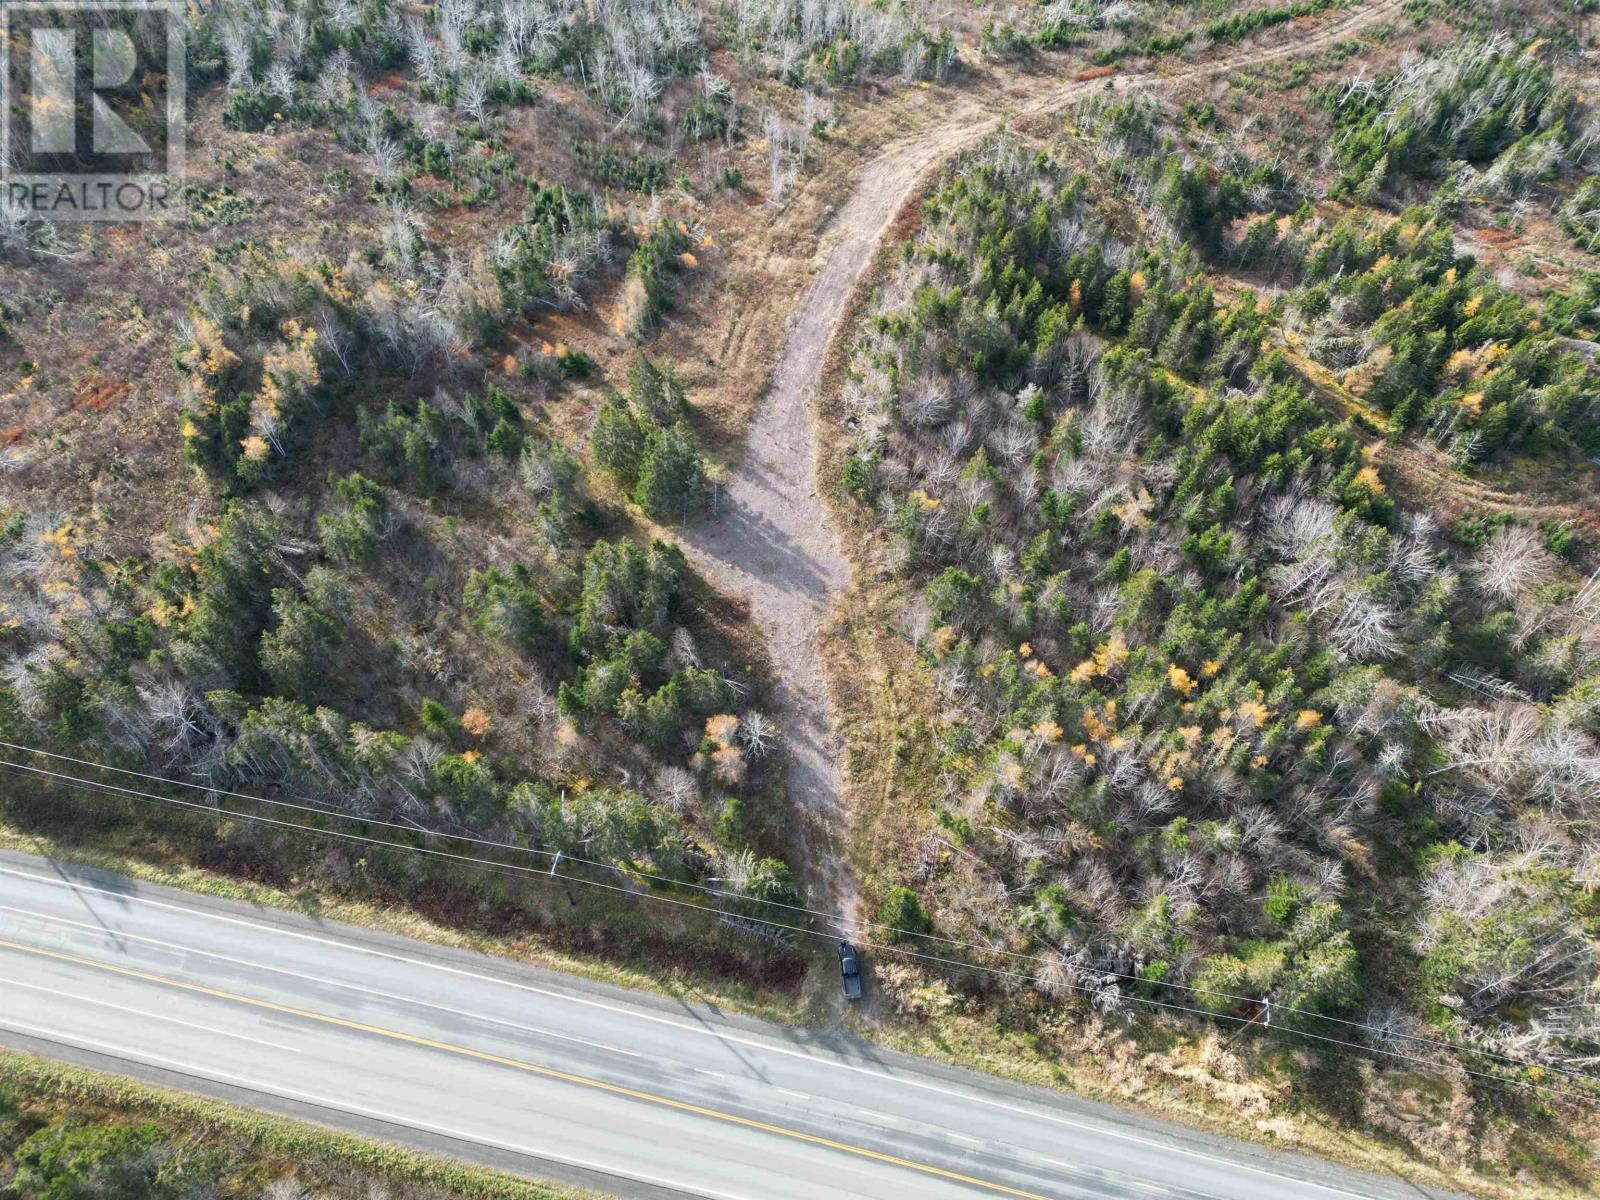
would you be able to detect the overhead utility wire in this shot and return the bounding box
[0,750,1594,1097]
[1,739,1589,1079]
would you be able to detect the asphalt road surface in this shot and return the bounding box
[0,850,1464,1199]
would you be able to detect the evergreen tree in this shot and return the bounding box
[317,473,389,563]
[1354,153,1389,205]
[464,564,547,652]
[635,421,706,523]
[629,354,685,426]
[260,575,345,703]
[592,394,646,487]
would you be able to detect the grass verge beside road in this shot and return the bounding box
[0,1047,602,1199]
[0,819,815,1028]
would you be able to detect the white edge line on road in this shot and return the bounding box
[2,919,1120,1189]
[0,862,1378,1200]
[5,951,1118,1198]
[0,1017,753,1200]
[6,976,304,1055]
[0,903,643,1060]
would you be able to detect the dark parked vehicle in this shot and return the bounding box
[838,941,863,1000]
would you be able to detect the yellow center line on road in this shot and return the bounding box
[0,938,1049,1200]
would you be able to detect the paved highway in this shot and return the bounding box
[0,850,1461,1199]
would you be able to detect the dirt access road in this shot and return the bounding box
[680,0,1407,948]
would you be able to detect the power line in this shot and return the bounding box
[4,743,1597,1086]
[1,752,1595,1100]
[0,742,1190,959]
[5,762,1594,1107]
[0,740,836,920]
[1,739,1592,1085]
[0,756,861,951]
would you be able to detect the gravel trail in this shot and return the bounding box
[679,0,1406,945]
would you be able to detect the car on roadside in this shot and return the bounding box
[838,941,863,1000]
